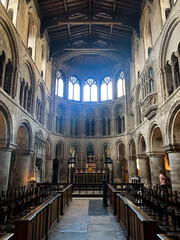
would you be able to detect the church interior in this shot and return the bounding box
[0,0,180,239]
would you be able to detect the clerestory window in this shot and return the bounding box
[84,78,97,102]
[101,77,112,101]
[69,76,80,101]
[55,71,64,98]
[117,72,126,98]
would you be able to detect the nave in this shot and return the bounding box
[49,198,125,240]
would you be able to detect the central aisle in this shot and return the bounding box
[49,198,126,240]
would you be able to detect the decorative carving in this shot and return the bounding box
[141,93,158,120]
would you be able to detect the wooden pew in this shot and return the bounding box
[116,193,158,240]
[14,184,72,240]
[14,194,61,240]
[157,234,179,240]
[0,233,14,240]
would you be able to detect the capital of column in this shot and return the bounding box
[146,152,164,158]
[136,154,146,159]
[164,144,180,153]
[14,150,35,156]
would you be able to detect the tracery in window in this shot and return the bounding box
[117,72,126,98]
[55,71,64,98]
[101,77,112,101]
[84,78,97,102]
[69,76,80,101]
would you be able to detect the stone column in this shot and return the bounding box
[137,154,150,187]
[127,156,137,182]
[148,153,165,186]
[167,149,180,195]
[0,60,6,88]
[171,61,178,89]
[0,148,12,193]
[113,158,122,183]
[12,151,33,188]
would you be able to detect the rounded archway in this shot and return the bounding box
[11,123,32,188]
[149,126,166,186]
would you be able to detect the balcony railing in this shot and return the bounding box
[141,92,158,120]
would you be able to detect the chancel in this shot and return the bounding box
[0,0,180,239]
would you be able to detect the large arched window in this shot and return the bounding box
[117,72,126,98]
[101,77,112,101]
[84,78,97,102]
[55,71,64,98]
[69,76,80,101]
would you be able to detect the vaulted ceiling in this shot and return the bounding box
[37,0,143,57]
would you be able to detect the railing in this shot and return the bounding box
[107,184,120,215]
[0,233,14,240]
[14,184,72,240]
[60,185,72,215]
[72,183,103,194]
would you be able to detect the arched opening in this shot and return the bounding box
[36,83,45,125]
[45,140,52,182]
[129,140,138,181]
[4,59,13,95]
[149,126,167,185]
[138,136,151,186]
[117,143,128,183]
[0,111,6,148]
[11,124,31,188]
[41,44,46,80]
[56,105,64,134]
[143,12,152,60]
[27,11,36,60]
[173,111,180,144]
[101,108,111,136]
[70,108,79,136]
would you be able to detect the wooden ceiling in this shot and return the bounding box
[37,0,143,57]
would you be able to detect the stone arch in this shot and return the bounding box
[128,138,138,180]
[19,61,35,114]
[159,11,180,98]
[0,16,19,97]
[27,8,37,60]
[142,7,153,60]
[100,106,111,136]
[137,134,151,186]
[85,107,96,136]
[69,107,79,136]
[36,81,46,125]
[129,138,137,157]
[0,100,13,146]
[53,141,64,183]
[14,120,32,150]
[149,124,164,153]
[115,103,125,134]
[115,140,128,183]
[41,42,47,80]
[45,138,52,182]
[56,103,65,134]
[138,134,146,155]
[166,100,180,145]
[11,121,33,188]
[136,84,142,125]
[148,123,167,185]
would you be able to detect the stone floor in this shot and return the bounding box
[49,198,126,240]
